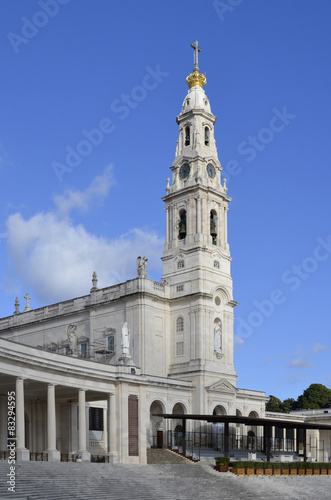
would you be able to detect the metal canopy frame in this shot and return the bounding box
[155,413,331,461]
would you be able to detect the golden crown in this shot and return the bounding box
[186,71,207,89]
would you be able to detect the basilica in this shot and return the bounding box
[0,42,329,465]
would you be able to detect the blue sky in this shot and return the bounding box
[0,0,330,402]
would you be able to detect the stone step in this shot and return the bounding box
[147,448,195,464]
[0,461,330,500]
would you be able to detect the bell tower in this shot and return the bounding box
[162,42,237,405]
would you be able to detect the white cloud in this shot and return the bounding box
[5,167,163,305]
[282,373,307,385]
[286,342,329,370]
[287,358,315,368]
[54,164,115,218]
[310,343,329,355]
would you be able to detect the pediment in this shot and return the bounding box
[78,336,89,343]
[207,378,237,394]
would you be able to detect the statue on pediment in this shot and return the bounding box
[137,256,148,278]
[67,324,77,355]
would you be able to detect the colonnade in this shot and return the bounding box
[5,377,117,462]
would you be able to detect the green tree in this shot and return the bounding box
[280,398,296,413]
[266,395,283,412]
[296,384,331,410]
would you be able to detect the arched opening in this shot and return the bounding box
[178,209,186,240]
[210,210,217,245]
[213,405,226,416]
[213,405,226,450]
[185,126,190,146]
[249,411,259,418]
[204,126,210,146]
[173,402,185,415]
[149,400,165,449]
[172,403,186,450]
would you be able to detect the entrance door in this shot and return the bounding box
[157,430,163,449]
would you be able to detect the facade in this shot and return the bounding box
[0,42,329,464]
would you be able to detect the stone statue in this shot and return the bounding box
[67,324,77,354]
[214,321,222,356]
[121,322,131,358]
[136,256,148,278]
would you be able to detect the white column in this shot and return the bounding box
[46,384,60,461]
[196,196,201,235]
[224,205,228,248]
[195,309,200,360]
[107,393,118,463]
[78,389,90,462]
[172,204,177,243]
[165,207,169,244]
[16,377,29,461]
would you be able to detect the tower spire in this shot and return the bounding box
[186,40,206,89]
[191,40,201,72]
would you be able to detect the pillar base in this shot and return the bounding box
[107,452,118,464]
[16,448,30,461]
[77,451,90,462]
[45,449,61,462]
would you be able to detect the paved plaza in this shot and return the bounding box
[0,454,330,500]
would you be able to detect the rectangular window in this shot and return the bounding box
[81,342,88,357]
[89,407,104,431]
[176,341,184,356]
[108,335,115,352]
[176,284,184,292]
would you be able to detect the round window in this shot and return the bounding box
[215,296,221,306]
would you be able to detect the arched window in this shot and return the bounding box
[204,127,210,146]
[213,405,226,416]
[178,209,186,240]
[210,210,217,245]
[185,126,190,146]
[177,260,185,269]
[176,317,184,332]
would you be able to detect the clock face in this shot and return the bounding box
[179,163,190,180]
[207,163,216,179]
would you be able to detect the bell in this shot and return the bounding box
[179,221,186,235]
[210,219,217,237]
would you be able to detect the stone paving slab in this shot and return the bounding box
[0,461,330,500]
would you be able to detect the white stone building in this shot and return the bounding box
[0,42,329,464]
